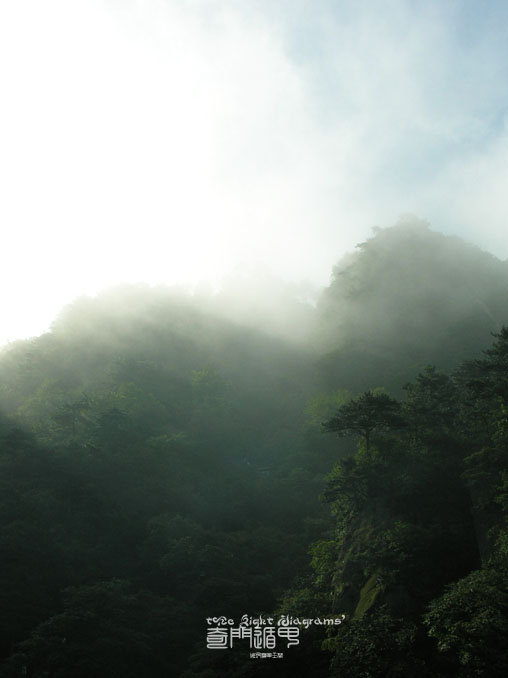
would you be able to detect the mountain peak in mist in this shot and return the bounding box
[316,217,508,389]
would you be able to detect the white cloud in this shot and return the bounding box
[1,0,508,343]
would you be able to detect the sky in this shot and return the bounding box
[1,0,508,344]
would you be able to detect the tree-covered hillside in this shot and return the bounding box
[0,285,329,676]
[1,221,508,676]
[283,333,508,677]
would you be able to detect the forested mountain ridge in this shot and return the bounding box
[1,221,508,676]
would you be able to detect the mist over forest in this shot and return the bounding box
[1,220,508,676]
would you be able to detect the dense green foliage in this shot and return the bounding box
[1,221,508,676]
[289,336,508,677]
